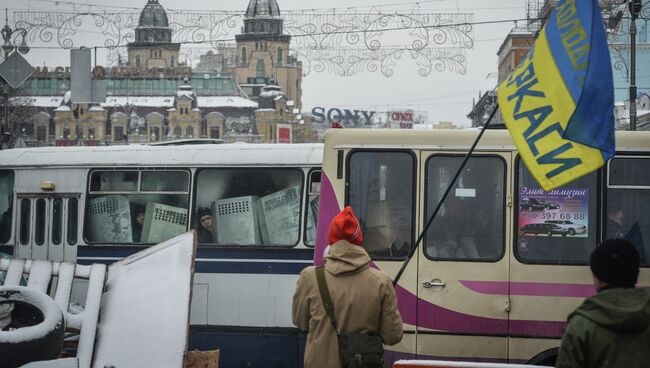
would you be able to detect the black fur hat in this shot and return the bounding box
[590,238,640,288]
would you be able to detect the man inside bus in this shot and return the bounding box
[132,205,145,243]
[556,238,650,368]
[197,207,214,243]
[292,206,403,368]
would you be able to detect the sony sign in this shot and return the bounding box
[311,107,376,126]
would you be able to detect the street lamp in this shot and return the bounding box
[1,9,29,60]
[629,0,643,131]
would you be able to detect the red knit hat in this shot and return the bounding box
[329,206,363,246]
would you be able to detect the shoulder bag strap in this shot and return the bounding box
[315,266,339,334]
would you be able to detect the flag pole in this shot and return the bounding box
[392,104,500,286]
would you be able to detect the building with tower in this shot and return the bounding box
[224,0,303,110]
[127,0,181,69]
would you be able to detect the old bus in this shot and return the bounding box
[0,142,322,367]
[315,128,650,365]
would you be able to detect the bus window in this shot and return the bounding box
[305,170,321,246]
[606,157,650,265]
[348,151,414,259]
[67,198,78,245]
[52,198,63,245]
[195,168,303,246]
[20,198,30,245]
[515,159,598,264]
[35,199,46,245]
[0,170,14,244]
[89,171,138,192]
[85,170,190,245]
[424,156,505,261]
[141,171,189,192]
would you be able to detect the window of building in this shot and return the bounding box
[186,126,193,138]
[515,158,598,264]
[36,126,47,142]
[85,170,190,245]
[114,126,125,142]
[209,126,220,139]
[0,170,15,244]
[277,48,283,65]
[256,59,265,78]
[136,55,141,68]
[174,126,182,138]
[170,56,174,67]
[242,47,247,64]
[348,151,414,259]
[606,157,650,266]
[424,156,505,261]
[195,168,303,246]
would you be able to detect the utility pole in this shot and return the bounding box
[629,0,643,131]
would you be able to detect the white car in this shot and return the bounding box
[544,220,587,236]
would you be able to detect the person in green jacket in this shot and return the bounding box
[556,238,650,368]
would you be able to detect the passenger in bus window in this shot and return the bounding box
[197,207,214,243]
[132,205,145,243]
[606,202,626,239]
[607,201,646,263]
[556,239,650,368]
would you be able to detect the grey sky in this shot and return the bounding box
[8,0,530,126]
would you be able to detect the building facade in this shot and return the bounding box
[9,0,312,146]
[224,0,303,110]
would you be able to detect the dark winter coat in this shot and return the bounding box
[556,287,650,368]
[292,240,403,368]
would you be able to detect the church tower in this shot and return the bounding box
[127,0,180,68]
[230,0,302,109]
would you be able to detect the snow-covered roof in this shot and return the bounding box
[19,96,64,107]
[176,90,195,100]
[54,105,71,112]
[0,143,324,167]
[88,106,105,112]
[103,97,175,108]
[197,96,257,108]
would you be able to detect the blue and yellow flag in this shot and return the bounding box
[498,0,615,191]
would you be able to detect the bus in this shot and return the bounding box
[315,128,650,365]
[0,142,322,367]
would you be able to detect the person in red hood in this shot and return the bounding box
[292,206,403,368]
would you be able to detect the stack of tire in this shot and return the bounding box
[0,286,65,368]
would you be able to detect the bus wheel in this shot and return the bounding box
[528,348,558,366]
[0,286,65,368]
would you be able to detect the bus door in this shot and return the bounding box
[346,149,419,359]
[416,152,511,361]
[508,160,599,362]
[15,195,80,262]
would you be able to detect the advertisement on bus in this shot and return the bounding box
[518,187,589,237]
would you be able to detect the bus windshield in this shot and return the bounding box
[0,170,13,244]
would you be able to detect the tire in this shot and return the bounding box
[568,228,576,236]
[0,286,65,368]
